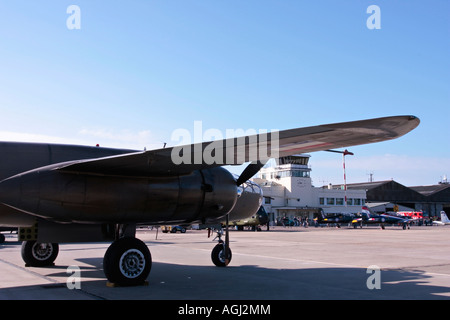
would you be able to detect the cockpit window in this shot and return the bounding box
[232,173,262,196]
[237,185,243,198]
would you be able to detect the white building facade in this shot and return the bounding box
[252,154,366,223]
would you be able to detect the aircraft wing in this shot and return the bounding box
[56,115,419,177]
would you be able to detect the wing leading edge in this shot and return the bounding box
[56,115,419,177]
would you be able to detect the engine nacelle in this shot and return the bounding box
[0,165,237,224]
[227,178,263,223]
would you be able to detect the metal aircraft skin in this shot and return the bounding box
[228,206,269,230]
[314,209,357,228]
[441,211,450,224]
[0,115,419,286]
[433,211,450,225]
[352,206,411,229]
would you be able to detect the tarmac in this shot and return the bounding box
[1,224,450,300]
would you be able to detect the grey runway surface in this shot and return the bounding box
[1,225,450,300]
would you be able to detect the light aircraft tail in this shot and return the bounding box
[314,209,327,222]
[361,206,372,221]
[440,211,450,224]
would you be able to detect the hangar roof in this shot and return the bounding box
[338,180,450,203]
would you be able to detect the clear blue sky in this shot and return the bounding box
[0,1,448,186]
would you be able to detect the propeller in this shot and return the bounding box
[235,160,266,186]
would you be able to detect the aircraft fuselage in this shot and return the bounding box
[0,142,259,227]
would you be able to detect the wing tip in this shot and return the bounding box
[400,114,420,133]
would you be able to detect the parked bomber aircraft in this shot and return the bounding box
[0,115,419,285]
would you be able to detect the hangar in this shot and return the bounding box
[343,180,450,218]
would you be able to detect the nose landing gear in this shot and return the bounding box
[211,230,232,267]
[210,214,232,267]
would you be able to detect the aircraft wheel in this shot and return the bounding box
[103,237,151,286]
[21,241,59,267]
[211,243,232,267]
[0,234,5,243]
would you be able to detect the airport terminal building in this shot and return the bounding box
[252,154,366,223]
[252,154,450,224]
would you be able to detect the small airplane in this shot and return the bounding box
[441,211,450,224]
[432,211,450,226]
[0,115,419,285]
[314,210,357,228]
[353,206,411,229]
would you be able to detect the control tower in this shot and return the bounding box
[253,154,366,222]
[256,154,313,208]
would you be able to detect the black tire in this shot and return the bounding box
[0,234,5,244]
[211,243,232,267]
[103,237,151,286]
[21,241,59,267]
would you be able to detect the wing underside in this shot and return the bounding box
[56,115,419,177]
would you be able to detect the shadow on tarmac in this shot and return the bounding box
[0,258,449,300]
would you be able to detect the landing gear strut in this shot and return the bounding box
[211,229,233,267]
[210,215,232,267]
[20,224,152,286]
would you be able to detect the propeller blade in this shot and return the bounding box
[236,161,265,186]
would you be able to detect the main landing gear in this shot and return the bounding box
[102,224,152,286]
[21,241,59,267]
[20,224,153,287]
[20,221,232,287]
[103,236,151,286]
